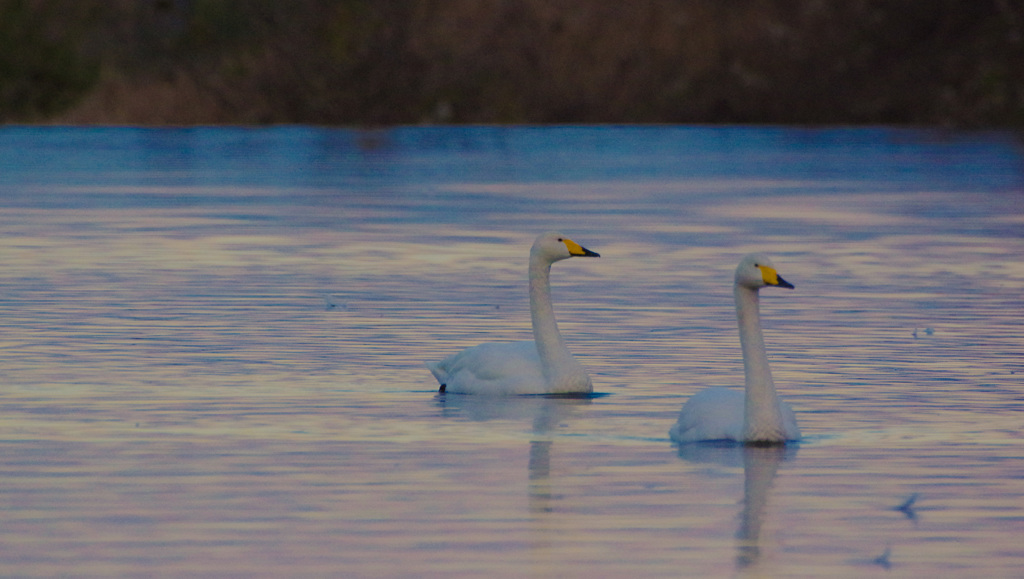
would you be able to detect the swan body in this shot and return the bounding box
[427,232,599,395]
[670,253,800,444]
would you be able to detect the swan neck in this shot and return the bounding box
[529,255,571,370]
[735,285,784,438]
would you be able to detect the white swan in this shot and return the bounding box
[427,232,600,395]
[670,253,800,444]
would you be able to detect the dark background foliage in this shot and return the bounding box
[2,0,1022,126]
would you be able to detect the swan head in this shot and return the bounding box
[735,253,794,290]
[531,231,600,263]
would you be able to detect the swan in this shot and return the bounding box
[427,232,600,395]
[670,253,800,444]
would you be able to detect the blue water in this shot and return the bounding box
[0,126,1022,577]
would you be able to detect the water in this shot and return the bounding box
[0,125,1022,577]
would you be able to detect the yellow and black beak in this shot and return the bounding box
[759,265,794,289]
[563,238,600,258]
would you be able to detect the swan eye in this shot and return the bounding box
[557,238,564,242]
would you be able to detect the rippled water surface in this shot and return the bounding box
[1,126,1022,577]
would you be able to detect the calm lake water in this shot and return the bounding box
[0,125,1022,577]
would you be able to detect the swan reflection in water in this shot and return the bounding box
[435,393,597,514]
[677,442,798,570]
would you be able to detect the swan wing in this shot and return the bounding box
[428,340,547,395]
[670,388,802,442]
[670,388,745,443]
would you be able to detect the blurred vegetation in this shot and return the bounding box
[0,0,98,120]
[1,0,1022,126]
